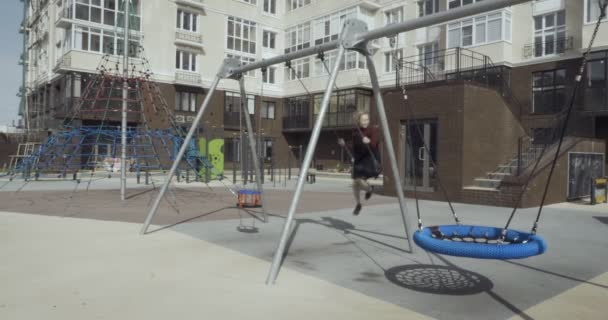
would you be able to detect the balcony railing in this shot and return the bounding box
[175,71,202,84]
[283,115,309,130]
[398,47,511,92]
[523,36,574,59]
[175,30,204,45]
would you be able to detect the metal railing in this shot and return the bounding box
[398,48,509,91]
[516,135,548,176]
[282,115,309,130]
[523,36,574,59]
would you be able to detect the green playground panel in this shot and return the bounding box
[199,137,224,179]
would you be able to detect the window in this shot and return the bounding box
[286,58,310,80]
[313,89,371,127]
[285,97,309,120]
[385,7,404,25]
[73,0,141,30]
[241,0,257,4]
[263,30,276,49]
[176,50,197,72]
[226,53,256,77]
[384,49,402,73]
[448,12,510,48]
[177,10,197,32]
[286,0,310,11]
[314,50,366,76]
[227,16,257,55]
[262,67,276,84]
[261,101,276,119]
[584,52,608,111]
[418,42,439,68]
[263,0,276,14]
[449,0,482,10]
[587,0,607,22]
[285,23,310,53]
[418,0,439,17]
[313,8,356,45]
[534,11,566,57]
[532,69,567,114]
[175,91,197,112]
[225,92,255,114]
[73,25,138,56]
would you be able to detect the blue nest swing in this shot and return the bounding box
[403,5,608,259]
[414,225,547,260]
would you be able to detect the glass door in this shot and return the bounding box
[403,120,437,191]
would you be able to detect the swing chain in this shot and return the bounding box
[391,32,461,228]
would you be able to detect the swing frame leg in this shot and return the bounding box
[265,20,413,285]
[139,58,240,235]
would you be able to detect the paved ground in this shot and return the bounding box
[1,176,607,319]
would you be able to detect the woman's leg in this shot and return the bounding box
[352,179,362,204]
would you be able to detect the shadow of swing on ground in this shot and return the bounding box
[385,264,494,295]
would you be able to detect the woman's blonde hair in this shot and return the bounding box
[353,111,370,125]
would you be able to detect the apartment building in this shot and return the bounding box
[19,0,608,206]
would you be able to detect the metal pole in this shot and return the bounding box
[365,54,413,244]
[140,76,221,234]
[120,0,130,201]
[233,137,237,184]
[238,77,267,221]
[266,45,346,285]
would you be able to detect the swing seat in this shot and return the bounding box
[413,225,547,260]
[237,189,262,208]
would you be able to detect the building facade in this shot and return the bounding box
[20,0,608,206]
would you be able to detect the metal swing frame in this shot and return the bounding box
[138,0,532,284]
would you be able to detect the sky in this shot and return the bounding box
[0,1,24,126]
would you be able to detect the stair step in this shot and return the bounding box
[463,185,499,192]
[473,178,501,189]
[487,172,511,179]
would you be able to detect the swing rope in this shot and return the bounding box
[530,0,608,235]
[390,35,460,228]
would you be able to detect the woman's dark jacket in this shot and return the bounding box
[351,126,381,179]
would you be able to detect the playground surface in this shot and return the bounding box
[1,176,607,320]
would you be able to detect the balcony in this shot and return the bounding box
[523,36,574,59]
[175,71,202,85]
[53,52,73,73]
[175,31,204,50]
[314,112,356,129]
[55,1,74,29]
[224,111,256,130]
[398,47,511,92]
[283,115,309,131]
[175,0,205,11]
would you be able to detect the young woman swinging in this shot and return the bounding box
[338,112,381,216]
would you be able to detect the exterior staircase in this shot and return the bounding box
[471,136,546,190]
